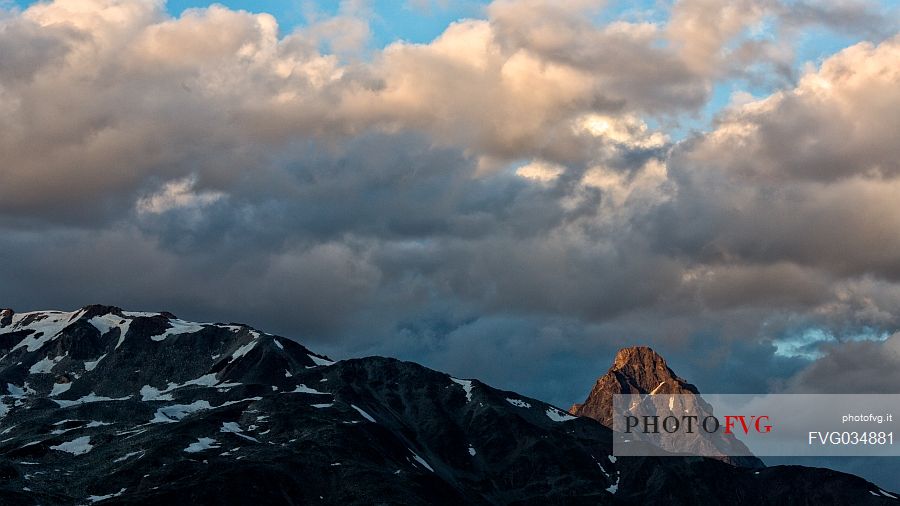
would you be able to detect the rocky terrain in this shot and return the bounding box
[570,346,764,468]
[0,305,896,504]
[570,346,699,427]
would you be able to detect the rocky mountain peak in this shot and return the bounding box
[570,346,698,426]
[612,346,664,369]
[571,346,764,468]
[609,346,688,390]
[77,304,125,320]
[0,309,13,327]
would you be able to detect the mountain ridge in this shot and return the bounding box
[0,305,895,505]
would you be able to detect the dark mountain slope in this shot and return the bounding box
[0,306,894,505]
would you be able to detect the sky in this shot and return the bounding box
[1,0,900,417]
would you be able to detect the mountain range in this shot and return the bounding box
[0,305,896,504]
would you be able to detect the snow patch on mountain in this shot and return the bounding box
[140,374,230,401]
[88,314,133,349]
[151,401,212,423]
[49,382,73,397]
[606,475,619,494]
[6,311,79,352]
[6,383,33,398]
[545,408,577,422]
[293,384,329,395]
[879,489,898,499]
[84,354,107,372]
[87,488,126,503]
[230,341,257,361]
[451,378,473,402]
[220,422,260,442]
[29,355,62,374]
[152,319,207,342]
[113,451,144,463]
[409,449,434,472]
[50,436,93,456]
[506,398,531,408]
[140,385,174,402]
[351,404,376,423]
[184,437,220,453]
[308,354,335,366]
[54,393,131,408]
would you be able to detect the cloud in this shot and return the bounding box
[515,160,565,182]
[136,176,225,215]
[780,0,896,39]
[6,0,888,225]
[785,333,900,393]
[667,0,772,76]
[651,37,900,287]
[0,0,899,415]
[298,0,372,56]
[679,35,900,183]
[0,0,702,224]
[667,0,896,83]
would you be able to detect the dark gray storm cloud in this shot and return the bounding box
[1,0,899,420]
[786,333,900,393]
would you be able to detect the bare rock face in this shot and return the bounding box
[570,346,699,426]
[0,309,13,328]
[570,346,764,468]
